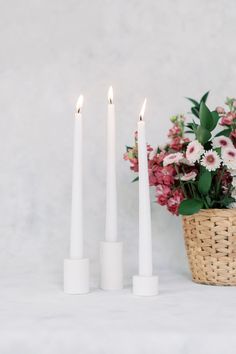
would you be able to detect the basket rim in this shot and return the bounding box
[182,208,236,218]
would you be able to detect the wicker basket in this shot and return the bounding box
[182,209,236,285]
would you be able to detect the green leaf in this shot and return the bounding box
[185,130,195,134]
[214,128,231,137]
[198,170,212,195]
[206,195,212,207]
[132,176,139,183]
[199,102,215,131]
[186,122,194,130]
[179,199,204,216]
[220,197,235,207]
[210,111,220,130]
[200,91,210,103]
[186,97,200,107]
[126,146,133,152]
[213,147,221,155]
[196,126,211,144]
[191,106,200,118]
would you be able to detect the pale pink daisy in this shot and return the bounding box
[201,150,221,171]
[186,140,204,163]
[180,171,197,181]
[163,152,183,166]
[222,148,236,169]
[216,106,225,114]
[212,136,233,149]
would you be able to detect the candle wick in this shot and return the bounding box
[77,108,81,114]
[109,99,113,104]
[139,116,143,121]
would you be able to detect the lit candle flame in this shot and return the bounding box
[139,98,147,121]
[76,95,84,113]
[108,86,113,104]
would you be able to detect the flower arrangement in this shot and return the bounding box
[124,93,236,216]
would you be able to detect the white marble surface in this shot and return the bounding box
[1,270,236,354]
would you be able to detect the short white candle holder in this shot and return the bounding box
[132,275,159,297]
[64,258,90,294]
[100,241,123,290]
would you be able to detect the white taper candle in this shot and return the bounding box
[70,95,84,259]
[105,86,117,242]
[137,98,153,276]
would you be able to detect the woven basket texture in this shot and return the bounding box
[182,209,236,285]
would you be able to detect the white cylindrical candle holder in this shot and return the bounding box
[100,241,123,290]
[133,275,158,297]
[64,258,90,294]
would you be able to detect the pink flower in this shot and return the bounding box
[168,125,181,137]
[220,113,235,126]
[167,190,184,215]
[163,152,184,166]
[156,183,171,206]
[156,184,171,197]
[186,140,204,163]
[123,152,129,161]
[170,137,189,151]
[216,106,225,114]
[157,195,168,206]
[180,171,197,181]
[201,150,221,171]
[147,145,153,152]
[222,148,236,169]
[212,136,234,149]
[130,158,139,172]
[161,166,176,186]
[231,130,236,139]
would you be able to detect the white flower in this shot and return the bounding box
[180,171,197,181]
[186,140,204,163]
[212,136,234,149]
[201,150,222,171]
[222,148,236,169]
[163,152,183,166]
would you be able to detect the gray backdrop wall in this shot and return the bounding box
[1,0,235,285]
